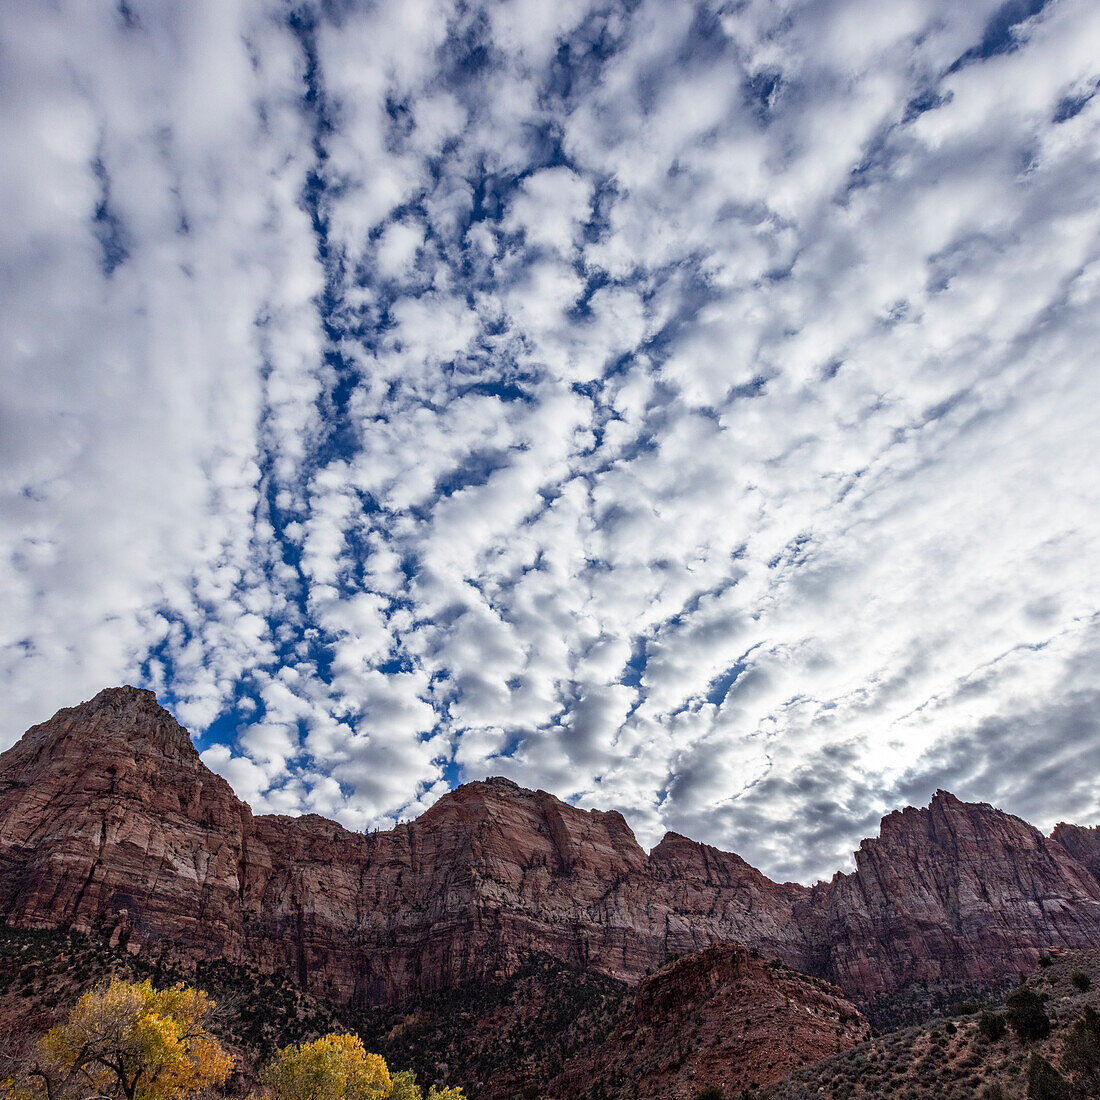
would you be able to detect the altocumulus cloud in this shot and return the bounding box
[2,0,1099,882]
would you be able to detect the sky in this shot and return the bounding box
[2,0,1099,883]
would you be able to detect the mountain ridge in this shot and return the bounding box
[2,685,1099,1014]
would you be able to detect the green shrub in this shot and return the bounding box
[979,1011,1007,1041]
[1025,1051,1071,1099]
[1060,1004,1100,1091]
[1070,971,1091,992]
[1006,987,1051,1041]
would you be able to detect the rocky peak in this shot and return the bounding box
[483,775,521,790]
[48,684,170,730]
[820,789,1100,998]
[4,685,200,777]
[81,684,162,713]
[419,773,648,879]
[3,688,1100,1014]
[0,685,251,962]
[1052,823,1100,887]
[858,789,1041,859]
[648,829,799,896]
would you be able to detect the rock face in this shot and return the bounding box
[2,687,1100,1011]
[0,686,251,959]
[1051,823,1100,887]
[813,793,1100,998]
[550,945,870,1099]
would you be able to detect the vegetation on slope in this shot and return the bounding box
[760,950,1100,1099]
[0,927,627,1099]
[0,925,344,1063]
[1,973,464,1100]
[347,953,630,1100]
[5,924,1100,1100]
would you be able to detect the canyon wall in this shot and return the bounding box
[2,686,1099,1009]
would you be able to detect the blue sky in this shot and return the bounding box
[2,0,1099,881]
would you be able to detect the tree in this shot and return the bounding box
[387,1071,421,1100]
[1061,1004,1100,1093]
[12,977,231,1100]
[385,1073,463,1100]
[979,1011,1007,1041]
[261,1034,391,1100]
[1006,987,1051,1041]
[260,1042,463,1100]
[1025,1052,1070,1100]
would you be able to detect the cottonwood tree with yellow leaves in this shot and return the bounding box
[0,979,463,1100]
[259,1034,463,1100]
[259,1034,391,1100]
[2,977,232,1100]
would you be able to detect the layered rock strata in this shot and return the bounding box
[1051,822,1100,887]
[2,687,1099,1009]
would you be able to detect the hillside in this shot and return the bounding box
[549,944,870,1099]
[0,925,625,1097]
[764,949,1100,1099]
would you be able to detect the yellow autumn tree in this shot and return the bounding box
[259,1038,464,1100]
[387,1070,422,1100]
[260,1033,391,1100]
[13,977,232,1100]
[386,1070,463,1100]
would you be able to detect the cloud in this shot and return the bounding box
[3,0,1099,881]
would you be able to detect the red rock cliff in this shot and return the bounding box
[2,688,1099,1009]
[809,792,1100,997]
[1051,822,1100,887]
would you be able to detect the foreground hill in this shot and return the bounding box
[764,948,1100,1098]
[549,944,870,1099]
[2,686,1100,1020]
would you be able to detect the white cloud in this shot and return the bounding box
[504,167,593,256]
[374,220,426,281]
[4,0,1100,881]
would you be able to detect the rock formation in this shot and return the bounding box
[1051,822,1100,887]
[815,793,1100,998]
[2,686,1100,1013]
[549,944,870,1098]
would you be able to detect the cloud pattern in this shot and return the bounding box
[3,0,1099,880]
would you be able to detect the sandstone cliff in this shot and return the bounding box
[1051,822,1100,887]
[2,687,1099,1012]
[813,793,1100,998]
